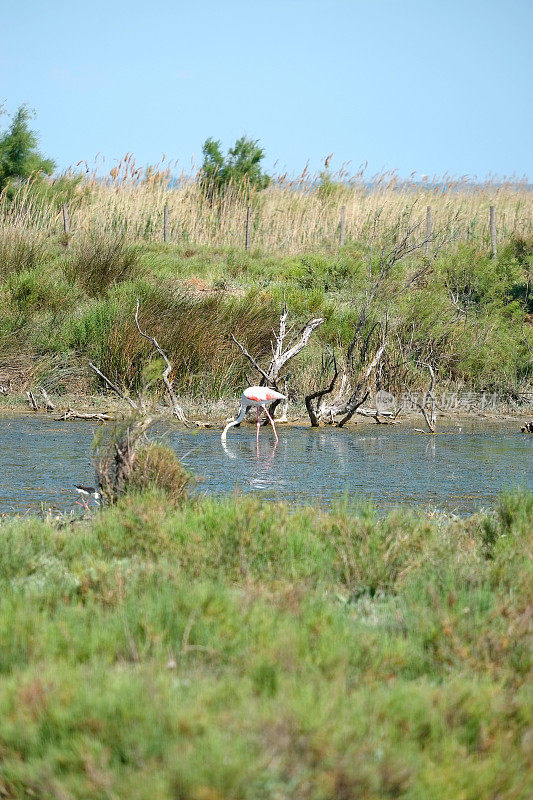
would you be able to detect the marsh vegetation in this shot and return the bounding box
[0,165,532,412]
[1,143,532,798]
[0,488,531,797]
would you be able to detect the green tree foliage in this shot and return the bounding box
[201,135,270,197]
[0,105,55,191]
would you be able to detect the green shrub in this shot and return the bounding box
[201,135,270,199]
[129,443,192,505]
[7,266,73,318]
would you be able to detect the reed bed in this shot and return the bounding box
[2,158,532,254]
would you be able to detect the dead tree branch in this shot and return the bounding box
[134,299,190,425]
[407,362,438,433]
[230,334,271,384]
[38,387,55,411]
[231,303,325,390]
[305,351,339,427]
[89,362,138,410]
[26,391,38,412]
[230,304,325,424]
[304,208,456,428]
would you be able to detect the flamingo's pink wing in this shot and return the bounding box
[244,386,285,403]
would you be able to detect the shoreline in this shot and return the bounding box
[1,391,532,428]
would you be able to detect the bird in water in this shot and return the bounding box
[74,485,100,510]
[221,386,286,443]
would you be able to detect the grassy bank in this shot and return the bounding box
[0,176,532,408]
[0,239,532,404]
[0,489,531,798]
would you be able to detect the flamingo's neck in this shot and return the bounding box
[221,401,248,441]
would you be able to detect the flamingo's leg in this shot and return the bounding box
[256,406,261,443]
[263,405,279,443]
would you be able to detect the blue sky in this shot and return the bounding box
[1,0,532,179]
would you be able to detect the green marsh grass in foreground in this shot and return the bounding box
[0,490,532,798]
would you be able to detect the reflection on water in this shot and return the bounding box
[0,415,531,515]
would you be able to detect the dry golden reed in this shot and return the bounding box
[1,156,532,254]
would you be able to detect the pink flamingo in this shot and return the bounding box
[221,386,286,443]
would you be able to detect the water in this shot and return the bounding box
[0,414,531,515]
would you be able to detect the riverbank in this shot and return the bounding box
[1,232,532,409]
[1,386,532,420]
[0,489,531,798]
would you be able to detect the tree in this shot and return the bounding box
[200,135,270,197]
[0,105,55,191]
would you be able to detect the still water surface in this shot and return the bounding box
[0,414,531,515]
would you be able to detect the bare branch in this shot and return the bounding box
[26,391,38,412]
[273,302,288,363]
[89,362,138,410]
[272,316,325,378]
[406,361,437,433]
[337,390,370,427]
[230,333,271,384]
[231,308,325,397]
[135,299,190,425]
[305,351,339,426]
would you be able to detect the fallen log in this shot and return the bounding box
[56,407,115,422]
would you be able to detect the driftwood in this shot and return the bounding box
[23,387,58,414]
[56,407,114,422]
[38,387,55,411]
[356,406,401,424]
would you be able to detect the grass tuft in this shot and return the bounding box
[66,228,141,296]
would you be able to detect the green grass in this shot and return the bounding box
[0,489,531,798]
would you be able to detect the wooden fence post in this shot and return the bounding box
[245,205,251,251]
[489,205,497,256]
[340,205,346,246]
[425,206,431,255]
[163,203,168,243]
